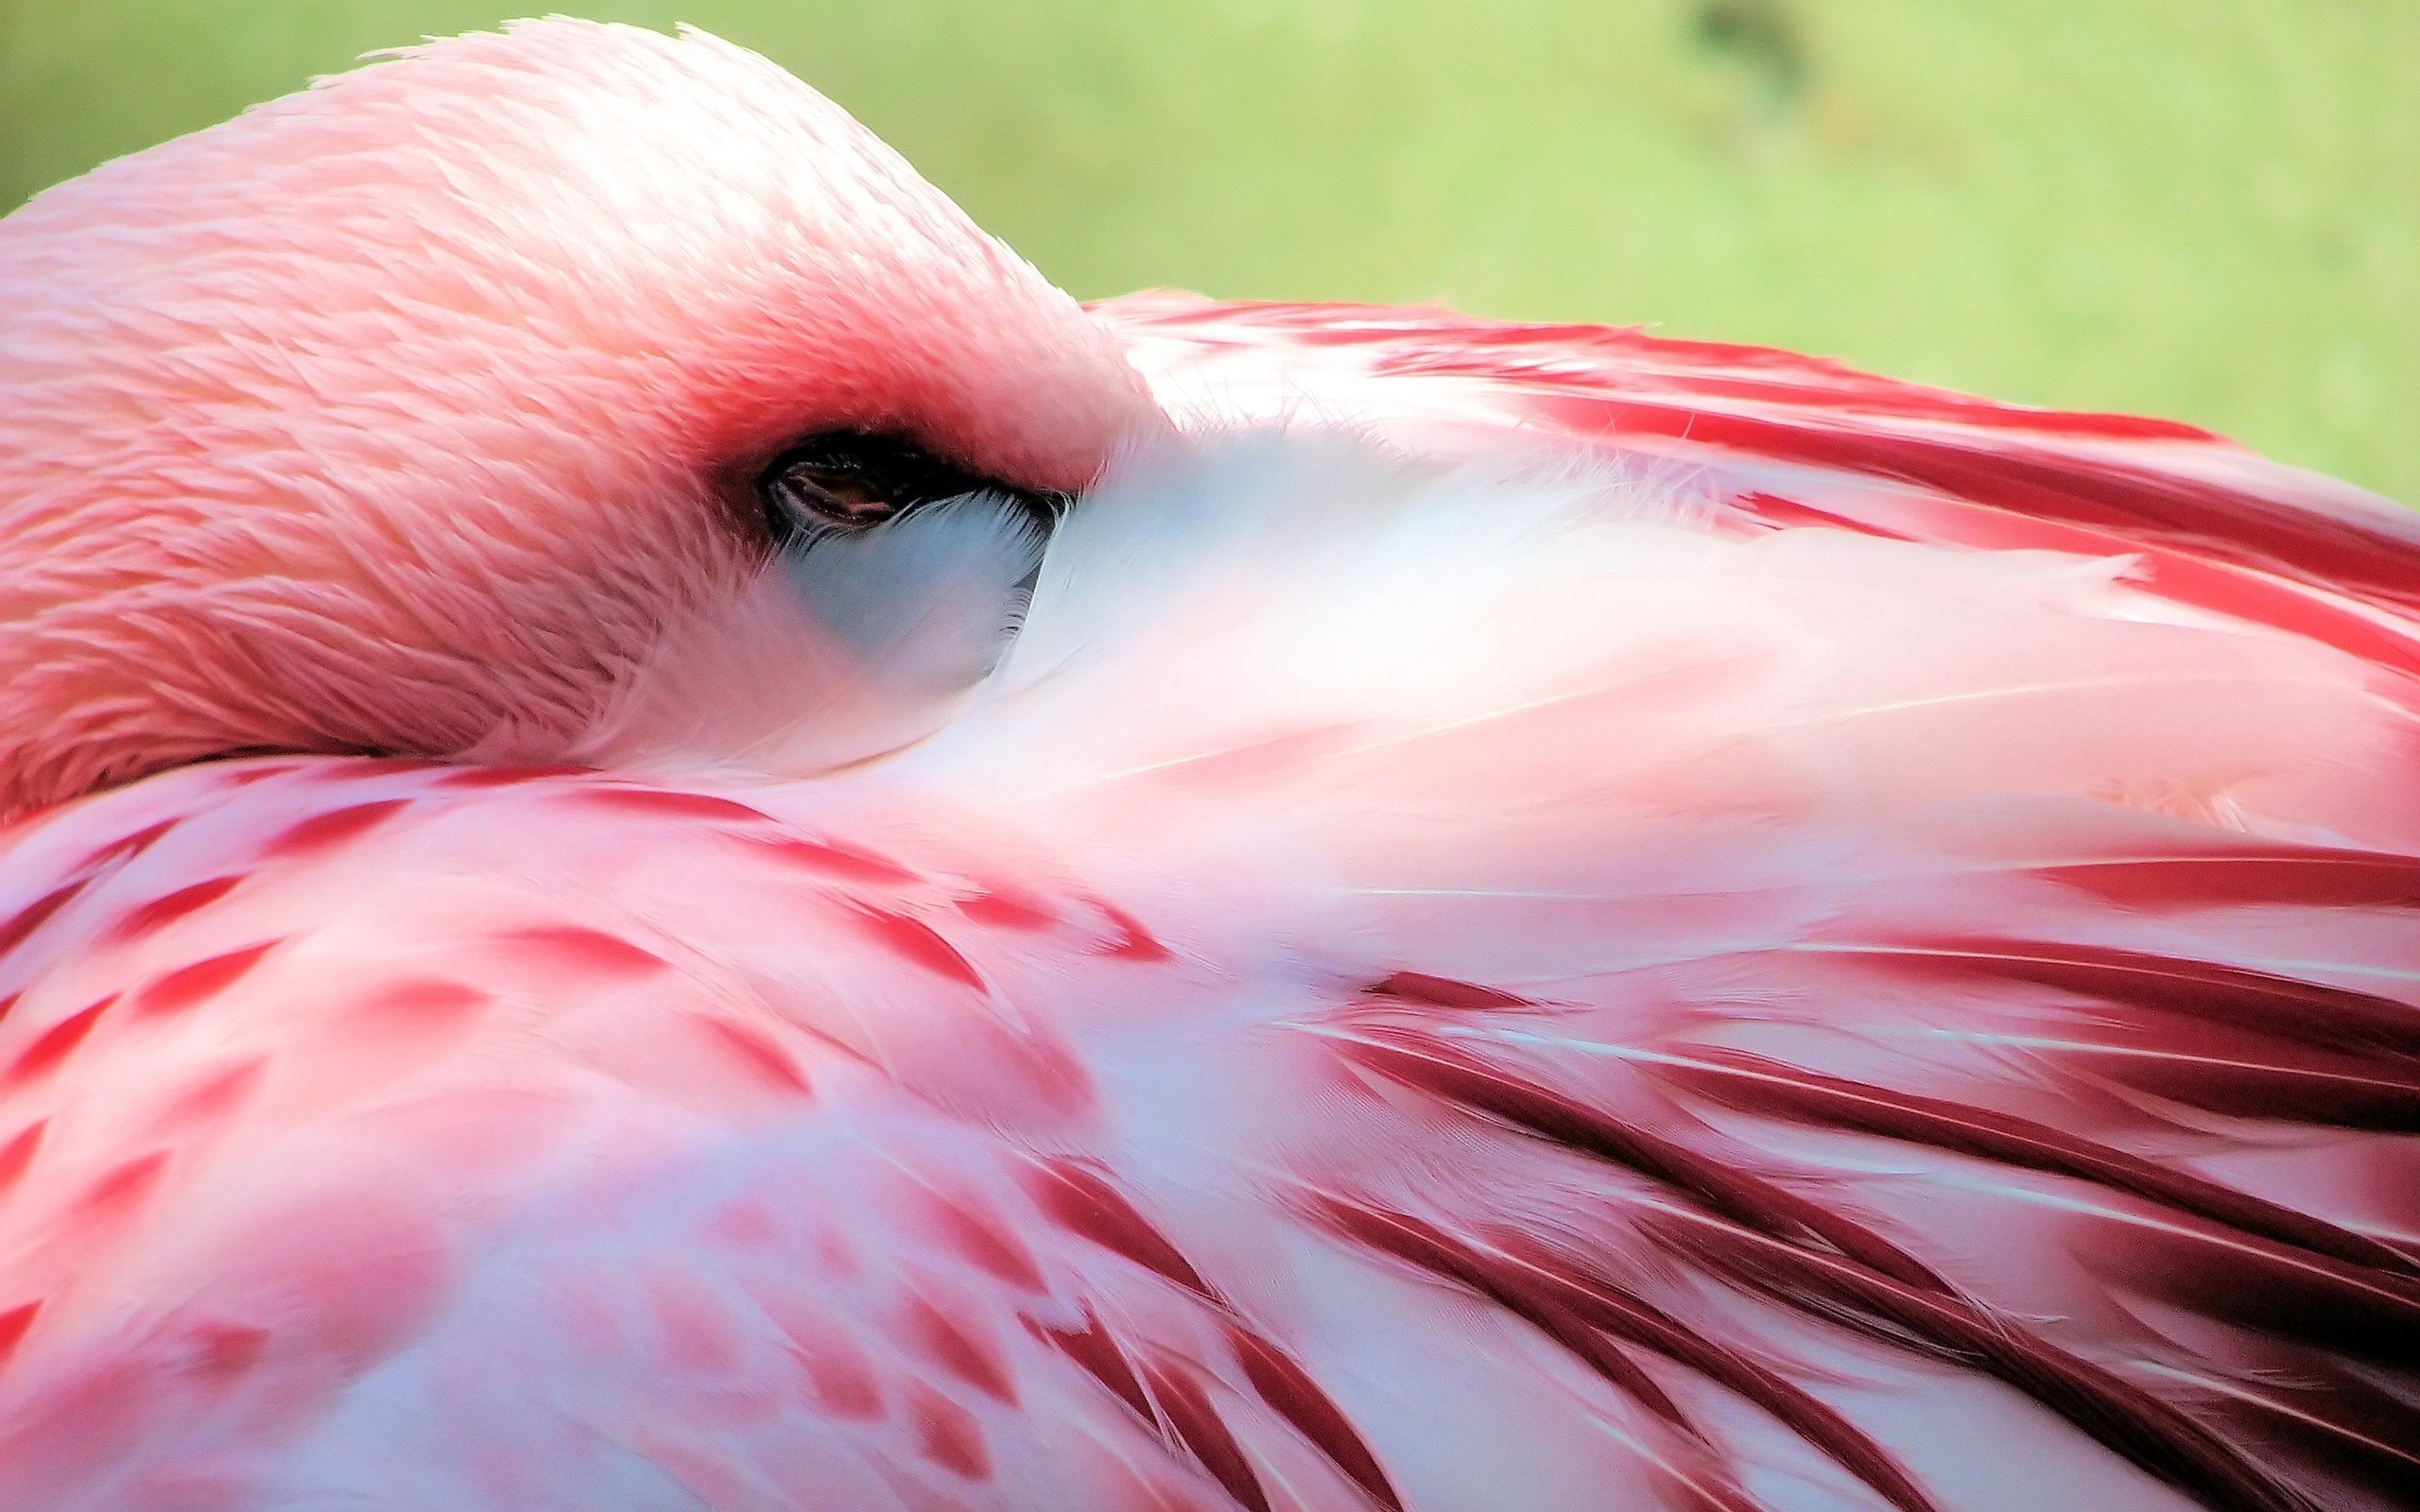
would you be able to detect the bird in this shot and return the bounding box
[0,18,2414,1512]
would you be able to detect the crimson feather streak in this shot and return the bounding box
[5,19,2419,1512]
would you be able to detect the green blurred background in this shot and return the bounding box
[4,1,2413,499]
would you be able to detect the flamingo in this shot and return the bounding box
[1,19,2414,1512]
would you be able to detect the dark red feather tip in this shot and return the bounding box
[129,941,278,1018]
[1362,971,1533,1010]
[1024,1160,1216,1300]
[1141,1355,1270,1512]
[847,906,988,990]
[2,999,110,1087]
[0,1301,38,1365]
[0,881,88,958]
[105,874,245,943]
[1033,1305,1153,1423]
[577,787,775,824]
[1225,1322,1404,1510]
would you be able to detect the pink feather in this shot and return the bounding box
[1,19,2413,1512]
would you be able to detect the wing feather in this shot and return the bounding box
[3,312,2417,1511]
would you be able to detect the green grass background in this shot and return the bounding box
[4,1,2412,500]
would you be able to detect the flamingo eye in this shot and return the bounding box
[755,434,1064,548]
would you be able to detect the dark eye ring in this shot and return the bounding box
[754,433,1067,549]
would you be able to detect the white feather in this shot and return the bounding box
[576,490,1046,776]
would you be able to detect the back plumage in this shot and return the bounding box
[2,23,2415,1512]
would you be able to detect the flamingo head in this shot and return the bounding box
[0,19,1164,816]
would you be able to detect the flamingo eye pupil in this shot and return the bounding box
[756,434,1057,548]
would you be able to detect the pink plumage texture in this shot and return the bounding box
[3,19,2417,1512]
[0,20,1153,816]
